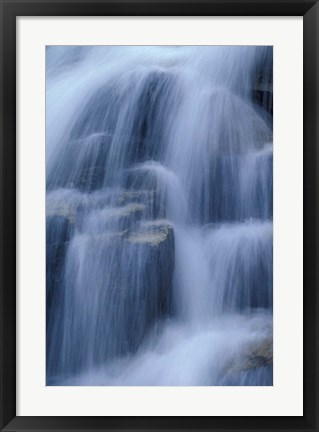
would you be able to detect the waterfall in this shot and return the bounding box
[46,46,273,386]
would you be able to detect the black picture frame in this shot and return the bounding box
[0,0,318,430]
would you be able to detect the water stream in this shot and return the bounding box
[46,46,273,386]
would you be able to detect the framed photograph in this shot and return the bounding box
[0,0,318,431]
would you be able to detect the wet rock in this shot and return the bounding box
[206,148,273,223]
[46,214,74,376]
[77,165,101,192]
[123,168,169,219]
[103,202,145,219]
[253,70,273,115]
[46,189,85,225]
[46,201,77,224]
[115,190,155,206]
[224,334,273,376]
[130,70,176,162]
[47,192,146,233]
[63,219,176,366]
[214,329,273,385]
[220,364,273,386]
[98,203,146,230]
[123,220,175,351]
[46,215,73,304]
[127,219,173,245]
[100,189,163,221]
[90,230,129,243]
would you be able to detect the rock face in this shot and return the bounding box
[46,214,74,376]
[97,203,146,231]
[46,200,77,224]
[226,336,273,374]
[46,205,176,374]
[122,220,176,352]
[253,70,273,115]
[220,332,273,386]
[46,215,73,319]
[92,219,175,365]
[131,221,175,312]
[127,219,174,245]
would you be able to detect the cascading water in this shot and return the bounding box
[46,46,273,386]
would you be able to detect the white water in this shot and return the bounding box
[46,46,273,386]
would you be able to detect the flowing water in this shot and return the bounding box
[46,46,273,386]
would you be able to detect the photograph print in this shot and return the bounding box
[46,46,273,386]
